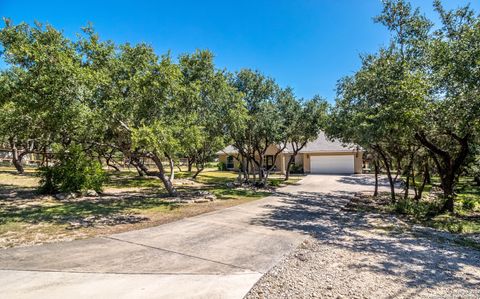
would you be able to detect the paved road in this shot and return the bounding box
[0,175,389,299]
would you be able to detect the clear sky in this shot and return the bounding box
[1,0,478,102]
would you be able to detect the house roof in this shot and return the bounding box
[295,131,357,153]
[218,145,238,155]
[217,131,359,155]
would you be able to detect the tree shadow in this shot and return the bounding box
[250,190,480,290]
[0,191,178,227]
[336,175,393,187]
[0,185,38,200]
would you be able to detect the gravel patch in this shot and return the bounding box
[246,190,480,299]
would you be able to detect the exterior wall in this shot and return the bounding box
[218,151,286,174]
[295,154,303,166]
[218,153,241,170]
[354,151,363,174]
[275,154,286,174]
[303,151,363,174]
[220,150,363,174]
[284,153,304,172]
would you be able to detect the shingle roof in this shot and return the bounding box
[217,145,238,155]
[218,131,358,155]
[296,131,357,153]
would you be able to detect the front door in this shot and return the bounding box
[226,156,234,169]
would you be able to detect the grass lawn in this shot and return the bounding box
[0,166,300,248]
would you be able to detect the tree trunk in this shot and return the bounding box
[187,158,194,172]
[129,157,144,176]
[176,163,183,173]
[9,139,25,174]
[284,154,295,181]
[415,165,429,201]
[106,159,120,172]
[45,148,49,167]
[374,160,379,197]
[242,157,248,182]
[439,174,455,213]
[135,158,150,175]
[474,176,480,186]
[415,131,470,214]
[376,146,396,201]
[247,158,252,181]
[151,154,177,196]
[132,163,144,176]
[167,156,175,182]
[411,167,418,199]
[263,146,287,186]
[386,165,396,202]
[424,161,431,185]
[404,176,410,200]
[251,160,256,182]
[192,164,204,179]
[403,153,416,200]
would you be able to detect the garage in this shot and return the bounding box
[310,155,354,174]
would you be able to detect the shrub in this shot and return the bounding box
[217,161,226,171]
[290,164,304,174]
[392,199,439,219]
[269,179,282,187]
[462,198,479,211]
[38,145,106,194]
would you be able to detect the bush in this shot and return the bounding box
[392,199,439,219]
[289,164,304,174]
[217,161,226,171]
[462,198,479,211]
[38,145,106,194]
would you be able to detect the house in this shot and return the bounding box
[217,132,363,174]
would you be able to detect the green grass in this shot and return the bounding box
[0,196,179,225]
[0,166,299,244]
[0,167,39,188]
[1,167,286,248]
[105,169,300,200]
[0,169,273,226]
[104,168,239,189]
[427,214,480,234]
[105,171,165,189]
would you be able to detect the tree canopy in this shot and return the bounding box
[330,0,480,213]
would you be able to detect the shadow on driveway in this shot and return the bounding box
[250,189,480,291]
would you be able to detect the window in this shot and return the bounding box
[226,156,234,169]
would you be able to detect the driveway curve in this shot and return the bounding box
[0,175,392,298]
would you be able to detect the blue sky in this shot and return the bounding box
[1,0,478,102]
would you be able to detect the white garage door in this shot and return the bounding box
[310,155,354,174]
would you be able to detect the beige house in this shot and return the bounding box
[218,132,363,174]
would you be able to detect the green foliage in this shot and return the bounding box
[38,145,106,194]
[462,198,478,211]
[289,163,303,174]
[229,69,321,183]
[429,214,480,235]
[392,199,440,219]
[217,162,227,171]
[329,0,480,211]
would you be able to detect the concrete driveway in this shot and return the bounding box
[0,175,389,299]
